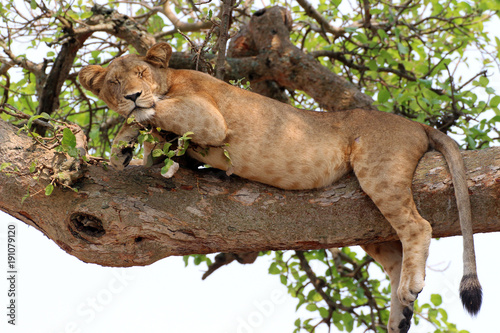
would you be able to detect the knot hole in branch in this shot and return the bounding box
[70,213,105,238]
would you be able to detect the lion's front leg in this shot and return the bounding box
[154,94,228,147]
[110,121,141,170]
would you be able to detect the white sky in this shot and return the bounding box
[1,1,499,333]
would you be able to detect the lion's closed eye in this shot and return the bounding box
[137,68,150,80]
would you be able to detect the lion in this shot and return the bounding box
[79,42,482,333]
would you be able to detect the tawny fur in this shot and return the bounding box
[79,42,482,333]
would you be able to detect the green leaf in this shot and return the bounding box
[152,149,164,158]
[91,50,101,59]
[269,262,281,275]
[397,42,409,54]
[430,294,443,306]
[27,114,50,130]
[431,2,443,16]
[223,149,232,164]
[62,128,77,149]
[0,162,11,171]
[29,161,36,173]
[30,0,37,9]
[438,308,448,321]
[377,87,391,103]
[177,131,193,156]
[343,312,354,332]
[161,158,174,175]
[182,131,194,138]
[305,303,317,311]
[45,183,54,196]
[466,135,477,149]
[67,147,79,158]
[162,142,172,154]
[377,29,388,40]
[318,307,329,318]
[81,11,93,19]
[21,190,30,204]
[479,76,489,87]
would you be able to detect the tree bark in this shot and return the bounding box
[0,120,498,267]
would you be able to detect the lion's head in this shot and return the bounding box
[79,43,173,122]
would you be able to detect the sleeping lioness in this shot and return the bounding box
[79,42,482,333]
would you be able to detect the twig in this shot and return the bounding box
[177,26,216,73]
[0,103,53,129]
[295,251,339,310]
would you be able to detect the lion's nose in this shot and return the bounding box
[124,91,142,103]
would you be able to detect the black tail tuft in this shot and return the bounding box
[460,274,482,316]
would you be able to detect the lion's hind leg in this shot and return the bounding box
[363,241,413,333]
[351,141,432,309]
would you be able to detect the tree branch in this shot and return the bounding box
[159,0,213,36]
[295,0,345,37]
[229,7,375,111]
[215,0,234,80]
[0,120,498,267]
[34,32,91,135]
[85,4,156,55]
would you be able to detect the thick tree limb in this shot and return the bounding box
[0,120,498,267]
[34,32,91,135]
[228,7,375,111]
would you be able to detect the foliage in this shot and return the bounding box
[151,130,193,175]
[289,0,500,148]
[1,0,498,332]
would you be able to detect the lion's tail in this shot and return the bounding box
[424,125,482,315]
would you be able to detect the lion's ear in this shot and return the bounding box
[79,65,107,96]
[145,43,172,68]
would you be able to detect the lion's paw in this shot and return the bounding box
[397,278,424,306]
[110,147,134,170]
